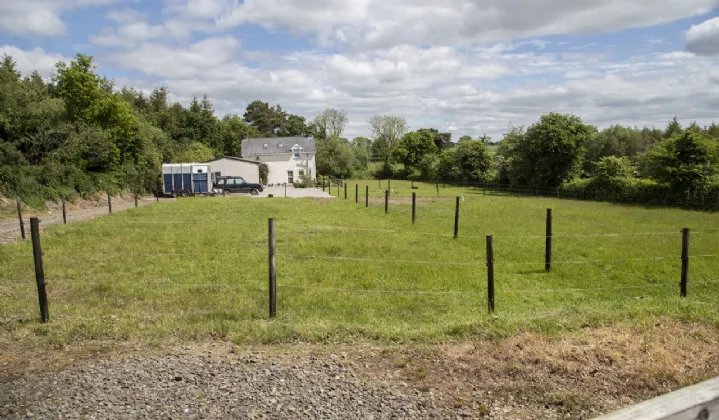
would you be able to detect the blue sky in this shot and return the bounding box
[1,0,718,140]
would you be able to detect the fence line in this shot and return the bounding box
[280,222,686,241]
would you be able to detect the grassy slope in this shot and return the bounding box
[1,180,717,347]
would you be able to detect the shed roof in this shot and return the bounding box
[206,156,261,165]
[241,136,316,156]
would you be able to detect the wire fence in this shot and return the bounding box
[3,192,718,326]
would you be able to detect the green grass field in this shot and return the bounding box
[1,180,718,347]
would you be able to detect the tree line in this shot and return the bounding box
[1,53,718,210]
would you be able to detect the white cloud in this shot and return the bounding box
[0,0,125,37]
[106,8,147,23]
[686,17,719,56]
[206,0,716,50]
[100,34,719,140]
[91,19,193,47]
[0,45,70,76]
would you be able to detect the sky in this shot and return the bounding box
[1,0,719,141]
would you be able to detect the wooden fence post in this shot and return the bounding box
[134,191,138,208]
[322,180,326,192]
[329,180,331,195]
[545,209,552,272]
[355,184,358,203]
[436,182,439,197]
[285,183,287,197]
[16,196,25,240]
[483,181,486,196]
[61,196,67,224]
[454,196,460,239]
[388,179,391,195]
[107,191,112,214]
[269,218,276,318]
[681,228,689,297]
[385,189,389,214]
[412,192,416,224]
[366,185,369,208]
[344,182,347,199]
[486,235,495,312]
[30,218,49,323]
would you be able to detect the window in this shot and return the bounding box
[287,170,294,183]
[299,170,305,176]
[292,145,302,158]
[293,149,300,158]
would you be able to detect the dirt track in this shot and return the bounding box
[0,195,167,246]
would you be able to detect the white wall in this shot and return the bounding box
[208,158,260,183]
[251,153,316,184]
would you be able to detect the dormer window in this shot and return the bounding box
[292,144,302,158]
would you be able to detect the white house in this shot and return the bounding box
[206,157,261,184]
[241,136,317,185]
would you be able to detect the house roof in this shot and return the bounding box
[241,136,316,156]
[206,156,260,165]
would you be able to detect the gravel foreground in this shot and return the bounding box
[1,350,474,419]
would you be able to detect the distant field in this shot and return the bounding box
[1,180,718,347]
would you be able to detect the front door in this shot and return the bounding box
[287,170,294,184]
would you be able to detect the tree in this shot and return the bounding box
[243,100,279,136]
[647,130,719,193]
[278,114,308,137]
[392,130,438,171]
[310,108,348,140]
[418,128,452,150]
[583,125,649,174]
[369,115,408,166]
[350,137,372,170]
[459,135,473,142]
[219,114,260,156]
[173,141,216,163]
[53,54,104,123]
[663,116,683,139]
[316,135,357,178]
[504,113,596,188]
[593,156,634,183]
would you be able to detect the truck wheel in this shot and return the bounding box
[251,188,260,196]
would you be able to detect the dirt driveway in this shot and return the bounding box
[0,195,167,246]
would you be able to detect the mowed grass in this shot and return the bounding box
[1,180,718,346]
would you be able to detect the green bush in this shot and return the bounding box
[559,176,719,210]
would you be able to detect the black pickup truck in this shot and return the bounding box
[214,176,263,195]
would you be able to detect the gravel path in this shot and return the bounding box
[0,350,468,419]
[0,196,165,246]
